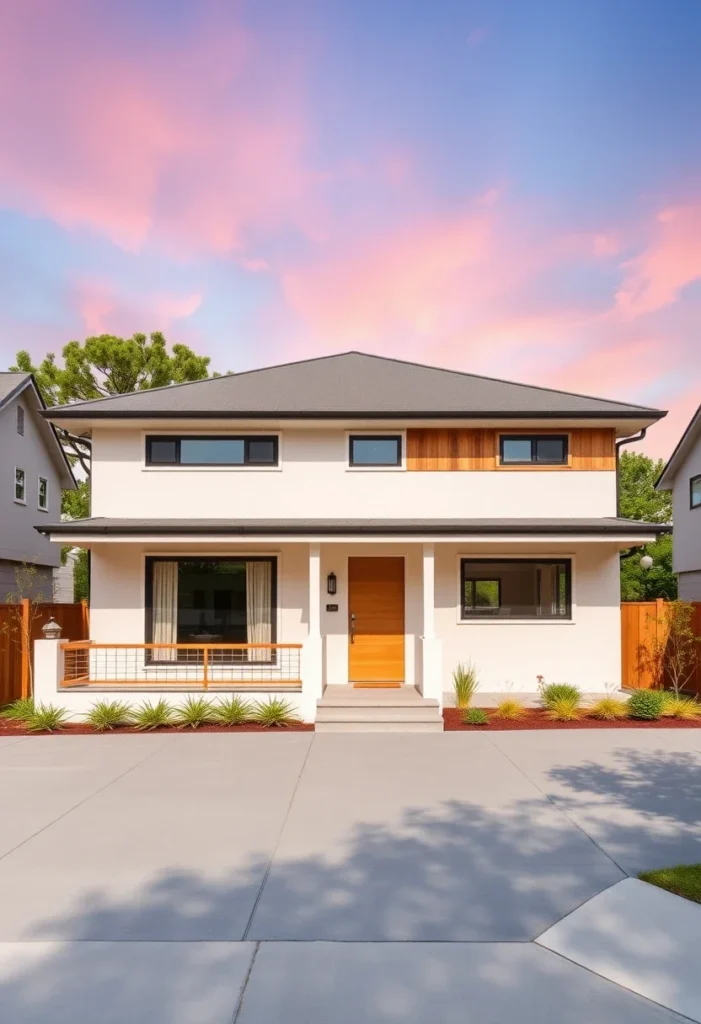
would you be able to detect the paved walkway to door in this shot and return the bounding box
[0,730,699,1022]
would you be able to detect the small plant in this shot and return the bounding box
[541,683,581,711]
[85,700,131,731]
[545,694,582,721]
[661,694,701,720]
[174,697,214,729]
[494,696,526,720]
[627,689,665,721]
[0,697,35,722]
[212,696,253,726]
[130,699,174,731]
[587,695,629,721]
[452,661,478,709]
[26,703,68,732]
[252,698,299,728]
[463,707,489,726]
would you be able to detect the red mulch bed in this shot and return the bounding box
[444,708,701,731]
[0,721,313,736]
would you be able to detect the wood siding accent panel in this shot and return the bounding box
[406,428,615,471]
[348,557,405,685]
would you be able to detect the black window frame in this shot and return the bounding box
[460,558,572,620]
[16,405,24,436]
[145,434,279,467]
[462,577,502,615]
[691,475,701,510]
[499,434,569,466]
[145,555,278,664]
[349,434,403,467]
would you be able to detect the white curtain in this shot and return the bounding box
[152,561,178,660]
[246,561,272,661]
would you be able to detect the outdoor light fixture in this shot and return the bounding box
[640,555,654,570]
[41,617,62,640]
[327,572,337,595]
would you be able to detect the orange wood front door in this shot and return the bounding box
[348,557,405,686]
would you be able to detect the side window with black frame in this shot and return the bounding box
[349,435,402,467]
[499,435,568,465]
[691,475,701,509]
[460,559,571,619]
[145,435,278,467]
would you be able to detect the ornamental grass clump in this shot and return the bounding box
[26,703,68,732]
[494,696,526,720]
[627,689,665,721]
[0,697,35,722]
[540,682,581,711]
[252,698,299,728]
[212,696,253,726]
[661,693,701,720]
[587,695,629,721]
[452,661,478,709]
[85,700,132,731]
[463,707,489,726]
[130,699,174,731]
[174,697,214,729]
[545,694,582,722]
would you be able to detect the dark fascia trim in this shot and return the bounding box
[37,520,672,537]
[41,408,667,422]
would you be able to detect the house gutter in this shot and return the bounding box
[615,427,647,517]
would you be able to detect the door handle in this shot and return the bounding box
[350,612,356,644]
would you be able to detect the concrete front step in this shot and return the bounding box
[316,705,442,722]
[315,719,444,733]
[315,685,444,732]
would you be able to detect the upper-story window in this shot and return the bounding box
[691,475,701,509]
[499,434,568,466]
[145,435,279,467]
[349,435,402,467]
[38,477,48,511]
[16,405,24,435]
[14,468,25,503]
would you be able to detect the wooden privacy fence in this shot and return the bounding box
[0,600,89,705]
[621,600,701,695]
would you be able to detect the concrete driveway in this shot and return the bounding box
[0,730,699,1022]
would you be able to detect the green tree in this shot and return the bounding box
[618,450,675,600]
[11,332,212,475]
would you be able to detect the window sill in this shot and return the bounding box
[346,465,406,472]
[142,465,282,473]
[37,506,49,513]
[13,498,26,505]
[456,617,574,626]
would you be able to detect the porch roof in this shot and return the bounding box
[37,516,668,542]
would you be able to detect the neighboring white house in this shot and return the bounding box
[0,373,76,601]
[656,403,701,600]
[34,352,666,728]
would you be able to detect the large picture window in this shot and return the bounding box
[146,435,278,467]
[460,559,571,619]
[146,557,276,660]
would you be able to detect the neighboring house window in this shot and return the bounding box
[38,477,48,511]
[145,556,277,656]
[349,435,402,467]
[499,435,568,465]
[460,559,571,619]
[14,468,26,503]
[16,405,24,435]
[691,475,701,509]
[145,435,278,467]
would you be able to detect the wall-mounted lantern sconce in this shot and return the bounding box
[41,617,62,640]
[327,572,337,595]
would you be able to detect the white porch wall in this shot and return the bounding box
[91,427,616,519]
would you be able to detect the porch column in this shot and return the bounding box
[301,542,323,720]
[422,543,443,707]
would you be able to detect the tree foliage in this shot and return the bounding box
[618,450,676,601]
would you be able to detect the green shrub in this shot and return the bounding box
[130,699,174,730]
[627,689,665,720]
[85,700,132,731]
[212,696,253,726]
[252,698,299,728]
[174,697,214,729]
[26,703,68,732]
[541,683,581,710]
[462,707,489,726]
[545,694,581,721]
[0,697,35,722]
[452,661,478,709]
[587,696,629,721]
[494,696,526,720]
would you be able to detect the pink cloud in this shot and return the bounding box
[74,280,202,337]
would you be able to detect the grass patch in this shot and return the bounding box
[545,694,581,721]
[627,689,665,720]
[26,704,68,732]
[252,698,299,728]
[174,697,214,729]
[588,695,629,721]
[462,707,489,726]
[212,696,253,726]
[494,696,526,720]
[452,661,478,709]
[0,697,35,723]
[85,700,132,731]
[130,699,174,731]
[639,863,701,904]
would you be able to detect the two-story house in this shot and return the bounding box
[0,373,76,598]
[35,352,666,727]
[656,403,701,600]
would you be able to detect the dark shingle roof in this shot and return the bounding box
[36,517,669,537]
[0,372,32,408]
[41,352,665,420]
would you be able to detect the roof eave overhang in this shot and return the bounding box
[42,408,666,422]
